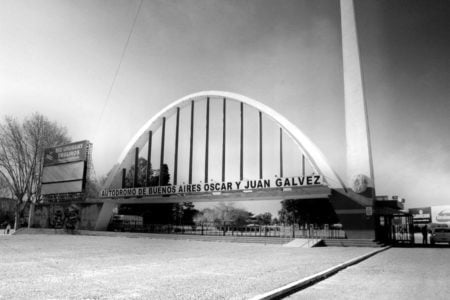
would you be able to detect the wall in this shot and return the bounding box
[32,202,102,230]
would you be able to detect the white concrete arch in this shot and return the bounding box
[103,91,346,189]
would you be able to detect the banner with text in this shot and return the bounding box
[100,175,323,198]
[44,140,88,166]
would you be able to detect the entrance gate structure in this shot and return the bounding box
[375,214,414,245]
[96,91,377,240]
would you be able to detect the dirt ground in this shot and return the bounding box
[0,234,372,300]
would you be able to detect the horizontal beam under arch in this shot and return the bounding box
[95,185,332,205]
[102,91,346,190]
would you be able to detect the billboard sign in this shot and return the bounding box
[42,161,85,183]
[409,207,432,224]
[431,205,450,226]
[43,140,88,166]
[41,181,84,195]
[41,140,90,197]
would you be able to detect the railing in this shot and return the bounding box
[110,222,346,240]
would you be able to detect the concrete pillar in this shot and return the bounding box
[188,101,195,184]
[159,117,166,186]
[134,147,139,187]
[259,111,263,179]
[146,131,152,186]
[205,98,210,183]
[222,98,226,182]
[240,102,244,181]
[340,0,375,197]
[279,128,283,178]
[173,109,180,185]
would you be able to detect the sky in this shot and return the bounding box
[1,0,449,210]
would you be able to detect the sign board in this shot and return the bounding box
[101,175,323,198]
[431,205,450,226]
[409,207,432,224]
[41,140,90,197]
[43,140,88,166]
[42,161,85,183]
[41,181,84,195]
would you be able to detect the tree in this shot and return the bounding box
[179,202,198,225]
[169,202,198,226]
[124,157,170,187]
[23,113,70,202]
[125,157,150,187]
[0,113,70,229]
[195,203,252,230]
[193,208,217,225]
[0,175,12,198]
[278,199,339,227]
[172,203,184,225]
[159,164,170,186]
[255,212,272,225]
[278,200,299,225]
[85,176,102,199]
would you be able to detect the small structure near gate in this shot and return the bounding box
[375,213,414,245]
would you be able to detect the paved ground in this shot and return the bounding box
[288,247,450,300]
[0,234,372,300]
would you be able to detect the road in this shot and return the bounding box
[288,247,450,299]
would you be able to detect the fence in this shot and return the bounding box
[110,221,346,240]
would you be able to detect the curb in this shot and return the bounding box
[248,245,391,300]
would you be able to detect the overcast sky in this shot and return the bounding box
[1,0,449,209]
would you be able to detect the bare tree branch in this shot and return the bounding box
[0,113,71,229]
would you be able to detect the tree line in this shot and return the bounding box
[123,157,170,188]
